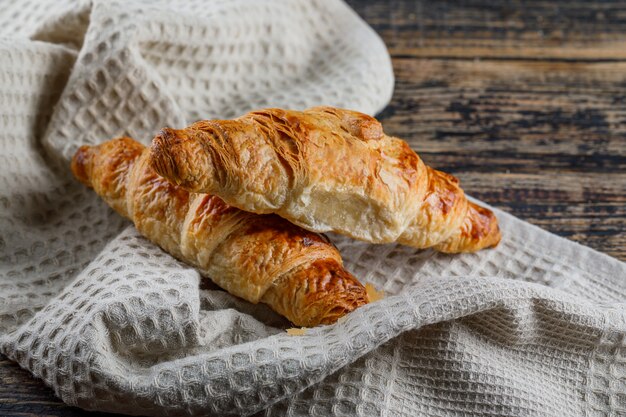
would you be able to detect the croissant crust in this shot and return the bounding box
[150,106,501,253]
[71,137,368,327]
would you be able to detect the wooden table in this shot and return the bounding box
[1,1,624,415]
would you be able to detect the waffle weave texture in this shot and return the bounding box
[0,1,624,416]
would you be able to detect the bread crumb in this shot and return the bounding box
[286,327,307,336]
[365,283,385,302]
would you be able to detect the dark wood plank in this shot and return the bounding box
[3,1,625,416]
[382,58,626,173]
[350,0,626,59]
[462,173,626,259]
[371,57,626,259]
[346,0,626,261]
[0,355,114,417]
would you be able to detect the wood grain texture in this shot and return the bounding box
[2,1,625,415]
[0,357,113,417]
[347,0,626,261]
[350,0,626,59]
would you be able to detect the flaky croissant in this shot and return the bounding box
[71,137,368,327]
[149,106,501,253]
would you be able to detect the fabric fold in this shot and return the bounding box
[1,1,624,417]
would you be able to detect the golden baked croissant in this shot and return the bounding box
[149,106,501,253]
[71,137,368,327]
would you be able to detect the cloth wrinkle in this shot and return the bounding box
[0,1,624,416]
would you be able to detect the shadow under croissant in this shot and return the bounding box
[199,278,291,329]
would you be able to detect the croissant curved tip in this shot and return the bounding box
[315,293,369,326]
[434,201,501,253]
[489,219,502,248]
[71,145,94,187]
[299,261,369,326]
[150,127,218,193]
[474,203,501,249]
[149,128,183,184]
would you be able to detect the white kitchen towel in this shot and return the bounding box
[0,1,624,416]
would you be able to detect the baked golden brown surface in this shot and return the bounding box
[150,106,501,253]
[71,137,368,327]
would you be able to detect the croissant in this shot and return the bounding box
[149,106,501,253]
[71,137,368,327]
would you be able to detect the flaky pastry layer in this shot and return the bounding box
[72,137,368,327]
[150,106,501,252]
